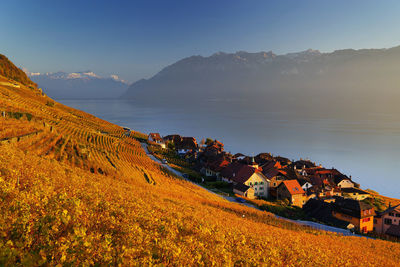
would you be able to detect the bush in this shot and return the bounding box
[46,101,55,107]
[25,113,33,121]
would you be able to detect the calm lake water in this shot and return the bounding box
[60,99,400,199]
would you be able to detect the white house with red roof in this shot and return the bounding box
[220,162,270,198]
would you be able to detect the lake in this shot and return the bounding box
[59,98,400,199]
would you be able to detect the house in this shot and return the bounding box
[309,175,330,187]
[341,187,370,200]
[148,133,163,143]
[326,169,356,188]
[309,185,342,199]
[276,180,306,207]
[148,133,166,148]
[297,178,313,191]
[163,134,181,143]
[334,176,354,188]
[204,140,224,155]
[260,160,282,171]
[220,162,270,198]
[176,137,198,154]
[332,197,375,233]
[374,204,400,237]
[261,167,286,197]
[233,183,255,199]
[201,156,230,178]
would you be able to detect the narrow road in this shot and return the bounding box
[141,142,367,238]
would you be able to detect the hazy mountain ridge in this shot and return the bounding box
[28,71,128,99]
[123,46,400,116]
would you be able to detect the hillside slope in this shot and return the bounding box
[1,59,400,265]
[0,54,37,89]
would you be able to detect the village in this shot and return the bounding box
[147,132,400,240]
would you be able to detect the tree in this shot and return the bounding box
[205,138,213,146]
[167,142,175,151]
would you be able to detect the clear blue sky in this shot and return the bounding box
[1,0,400,83]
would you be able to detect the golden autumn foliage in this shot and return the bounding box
[1,71,400,266]
[0,54,37,88]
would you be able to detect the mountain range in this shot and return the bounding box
[27,71,128,99]
[123,46,400,117]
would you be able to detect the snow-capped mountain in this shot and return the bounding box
[26,71,129,99]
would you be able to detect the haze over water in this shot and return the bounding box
[60,98,400,199]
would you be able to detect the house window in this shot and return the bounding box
[396,214,400,217]
[254,182,258,185]
[374,219,377,224]
[362,218,370,222]
[384,218,392,225]
[249,182,252,185]
[260,181,264,184]
[389,212,395,217]
[259,187,263,190]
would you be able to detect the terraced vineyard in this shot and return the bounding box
[1,64,400,266]
[0,74,162,185]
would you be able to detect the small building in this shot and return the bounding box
[341,187,370,200]
[149,133,163,143]
[201,156,231,178]
[176,137,198,154]
[334,176,354,188]
[148,133,166,149]
[276,180,306,207]
[163,134,181,143]
[233,183,255,199]
[220,162,270,198]
[262,167,286,197]
[374,204,400,237]
[332,197,375,233]
[297,178,313,191]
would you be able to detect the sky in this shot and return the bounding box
[1,0,400,83]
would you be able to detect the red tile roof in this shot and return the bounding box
[281,180,305,195]
[262,167,280,179]
[220,162,260,184]
[206,157,231,172]
[149,133,163,142]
